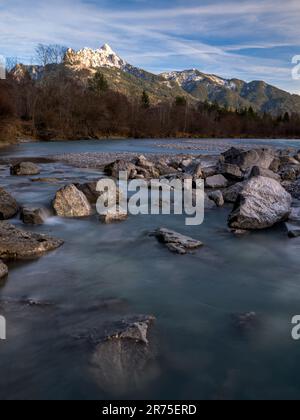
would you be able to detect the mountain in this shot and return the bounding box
[10,44,300,116]
[161,69,300,115]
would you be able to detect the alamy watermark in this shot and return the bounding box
[0,55,6,79]
[0,315,6,340]
[96,172,205,226]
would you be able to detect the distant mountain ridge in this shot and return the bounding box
[10,44,300,116]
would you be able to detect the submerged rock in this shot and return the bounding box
[10,162,40,176]
[285,223,300,238]
[0,261,8,279]
[20,207,49,225]
[0,187,19,220]
[53,184,93,217]
[91,315,157,395]
[228,176,292,230]
[153,228,203,255]
[231,312,259,333]
[0,222,63,260]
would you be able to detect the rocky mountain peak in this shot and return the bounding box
[64,44,127,70]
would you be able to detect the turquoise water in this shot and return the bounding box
[0,139,300,400]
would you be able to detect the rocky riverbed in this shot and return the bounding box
[1,140,300,399]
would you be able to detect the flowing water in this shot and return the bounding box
[0,138,300,400]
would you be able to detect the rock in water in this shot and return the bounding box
[10,162,40,176]
[0,187,19,220]
[100,207,128,224]
[76,181,122,205]
[208,190,224,207]
[91,315,157,395]
[53,184,93,217]
[153,228,203,254]
[205,174,228,189]
[228,176,292,230]
[0,261,8,279]
[0,222,63,259]
[20,207,49,225]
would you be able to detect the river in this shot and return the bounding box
[0,138,300,400]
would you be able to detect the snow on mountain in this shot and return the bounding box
[161,69,237,91]
[64,44,127,70]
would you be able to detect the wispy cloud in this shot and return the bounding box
[0,0,300,93]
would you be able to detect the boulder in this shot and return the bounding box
[269,157,281,173]
[228,176,292,230]
[104,160,137,179]
[0,187,19,220]
[202,166,218,178]
[0,260,8,279]
[205,174,228,189]
[53,184,93,217]
[208,190,224,207]
[10,162,40,176]
[280,166,299,181]
[204,193,217,210]
[0,222,63,259]
[279,156,300,166]
[248,166,281,182]
[100,207,128,224]
[219,163,243,180]
[222,181,247,203]
[222,147,275,171]
[76,181,123,206]
[153,228,203,255]
[20,207,49,225]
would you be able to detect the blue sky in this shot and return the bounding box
[1,0,300,93]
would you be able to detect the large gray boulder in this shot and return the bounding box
[228,176,292,230]
[222,147,275,171]
[10,162,40,176]
[0,222,63,259]
[53,184,93,217]
[0,187,19,220]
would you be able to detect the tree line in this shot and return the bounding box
[1,63,300,143]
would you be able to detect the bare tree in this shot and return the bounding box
[35,44,67,66]
[6,57,19,72]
